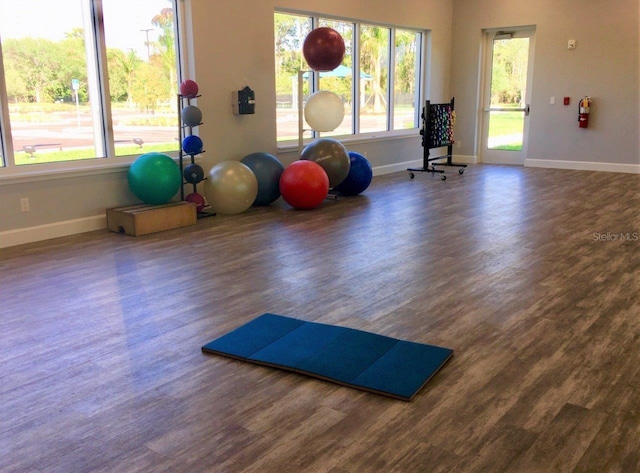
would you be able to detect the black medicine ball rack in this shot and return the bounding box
[407,97,466,181]
[177,93,215,218]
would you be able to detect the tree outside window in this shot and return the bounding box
[0,0,182,166]
[274,12,423,143]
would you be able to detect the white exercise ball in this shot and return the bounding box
[304,90,345,132]
[202,161,258,215]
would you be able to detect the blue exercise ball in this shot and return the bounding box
[128,152,182,205]
[333,151,373,196]
[182,135,203,155]
[240,152,285,206]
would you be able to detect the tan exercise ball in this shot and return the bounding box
[203,161,258,214]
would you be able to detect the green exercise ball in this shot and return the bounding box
[127,152,182,205]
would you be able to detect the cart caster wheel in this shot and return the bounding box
[459,168,465,174]
[409,172,415,179]
[441,174,447,181]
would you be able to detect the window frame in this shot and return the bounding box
[275,10,427,150]
[0,0,188,183]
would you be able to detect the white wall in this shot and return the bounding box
[451,0,640,170]
[187,0,453,172]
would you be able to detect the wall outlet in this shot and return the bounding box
[456,140,462,149]
[20,197,30,212]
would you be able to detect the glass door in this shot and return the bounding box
[480,28,535,165]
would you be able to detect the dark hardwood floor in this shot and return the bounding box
[1,164,639,473]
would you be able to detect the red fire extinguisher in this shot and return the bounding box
[578,96,591,128]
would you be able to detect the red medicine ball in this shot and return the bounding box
[185,192,206,212]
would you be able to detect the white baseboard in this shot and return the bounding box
[525,159,640,174]
[452,155,477,164]
[372,160,421,176]
[373,155,477,176]
[0,215,107,249]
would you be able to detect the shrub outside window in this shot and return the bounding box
[0,0,182,168]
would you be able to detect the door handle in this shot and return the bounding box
[525,104,530,116]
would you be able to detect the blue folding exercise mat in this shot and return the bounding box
[201,313,453,401]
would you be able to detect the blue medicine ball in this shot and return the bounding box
[182,135,204,155]
[183,163,205,184]
[333,151,373,196]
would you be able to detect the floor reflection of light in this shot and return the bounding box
[470,166,530,271]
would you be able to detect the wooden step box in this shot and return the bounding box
[107,202,197,236]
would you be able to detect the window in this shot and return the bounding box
[274,12,423,144]
[274,13,312,142]
[394,30,421,131]
[359,25,390,134]
[318,19,354,138]
[0,0,182,168]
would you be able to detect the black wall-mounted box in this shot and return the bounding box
[233,86,255,114]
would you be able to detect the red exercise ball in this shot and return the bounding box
[303,27,345,71]
[185,192,206,212]
[279,161,329,210]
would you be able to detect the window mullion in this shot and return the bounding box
[415,32,425,128]
[353,25,361,134]
[84,0,113,158]
[0,43,15,167]
[311,16,319,95]
[173,0,188,84]
[388,29,395,131]
[311,16,320,139]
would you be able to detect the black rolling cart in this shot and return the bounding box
[408,97,466,181]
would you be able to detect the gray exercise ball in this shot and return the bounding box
[300,138,350,188]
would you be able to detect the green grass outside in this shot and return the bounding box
[489,111,524,134]
[488,111,524,151]
[8,102,179,165]
[10,106,525,163]
[491,143,522,151]
[14,143,177,166]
